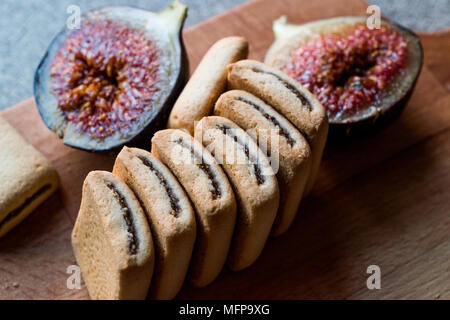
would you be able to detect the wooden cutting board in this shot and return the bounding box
[1,0,449,299]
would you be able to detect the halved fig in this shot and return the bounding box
[265,16,423,136]
[34,1,188,151]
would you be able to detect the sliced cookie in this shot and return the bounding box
[151,129,237,287]
[194,116,279,271]
[0,116,59,238]
[227,59,328,195]
[113,147,196,299]
[71,171,154,300]
[168,36,249,134]
[214,90,311,236]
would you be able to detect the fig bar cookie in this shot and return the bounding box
[227,59,328,195]
[152,129,237,287]
[194,116,279,271]
[113,147,196,299]
[72,171,154,300]
[0,116,59,238]
[168,36,248,134]
[214,90,311,236]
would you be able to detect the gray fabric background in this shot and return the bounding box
[1,0,448,110]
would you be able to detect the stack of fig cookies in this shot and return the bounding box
[72,36,328,300]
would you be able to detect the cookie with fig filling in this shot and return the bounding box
[71,171,154,300]
[168,36,249,134]
[214,90,311,236]
[194,116,279,271]
[0,116,59,238]
[227,59,328,195]
[113,147,196,299]
[151,129,237,287]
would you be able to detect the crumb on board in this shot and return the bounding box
[2,282,20,289]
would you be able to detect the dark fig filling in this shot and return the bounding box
[216,124,265,185]
[251,68,312,110]
[174,138,222,200]
[235,96,296,147]
[0,184,51,230]
[50,19,161,138]
[137,156,181,216]
[106,183,138,255]
[281,24,408,118]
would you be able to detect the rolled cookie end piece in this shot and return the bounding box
[0,116,59,238]
[168,36,249,134]
[71,170,154,300]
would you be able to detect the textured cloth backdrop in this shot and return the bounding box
[0,0,448,110]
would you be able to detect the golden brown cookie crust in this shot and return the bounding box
[71,171,154,300]
[152,129,237,287]
[227,59,328,195]
[0,116,59,238]
[194,116,279,271]
[167,37,248,134]
[113,147,196,299]
[214,90,311,236]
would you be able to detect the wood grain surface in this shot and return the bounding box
[0,0,449,299]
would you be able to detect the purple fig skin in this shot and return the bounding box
[34,4,189,152]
